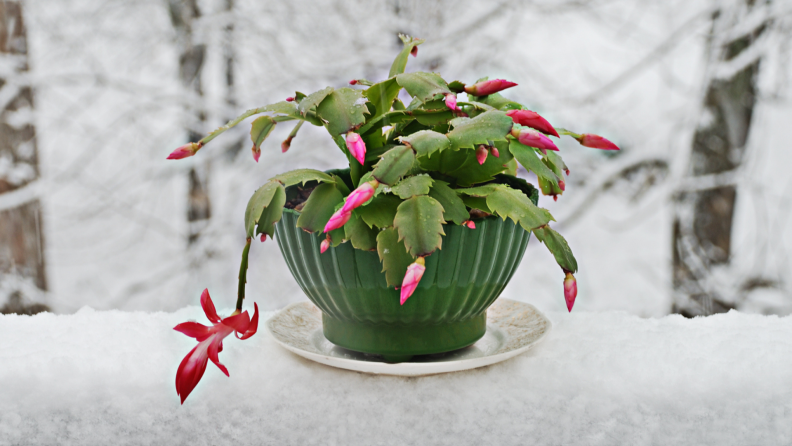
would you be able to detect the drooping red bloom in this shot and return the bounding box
[341,180,379,213]
[174,289,258,404]
[511,128,559,152]
[564,272,577,312]
[444,93,458,111]
[400,257,426,305]
[346,132,367,165]
[323,209,352,233]
[167,142,202,160]
[577,134,620,151]
[464,79,517,96]
[505,110,559,137]
[476,145,489,165]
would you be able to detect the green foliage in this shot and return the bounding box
[298,87,333,116]
[456,184,553,231]
[371,145,416,185]
[394,195,446,257]
[533,226,578,273]
[296,182,344,233]
[470,92,523,111]
[357,193,402,229]
[391,174,433,199]
[389,34,424,78]
[316,88,369,135]
[509,141,561,190]
[399,130,450,158]
[250,116,276,151]
[364,78,401,119]
[396,72,451,104]
[428,180,469,225]
[242,181,285,238]
[377,227,414,287]
[345,212,379,251]
[446,110,513,150]
[272,169,335,187]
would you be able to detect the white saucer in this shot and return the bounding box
[266,298,551,376]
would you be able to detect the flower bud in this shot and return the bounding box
[491,147,500,158]
[511,128,559,152]
[576,134,620,151]
[281,137,293,153]
[320,238,330,254]
[558,179,566,191]
[462,220,476,229]
[260,234,267,242]
[251,145,261,163]
[444,93,458,111]
[341,180,379,213]
[286,97,295,102]
[345,132,367,165]
[476,145,489,165]
[410,46,418,57]
[349,80,358,85]
[464,79,517,96]
[323,209,351,233]
[400,257,426,305]
[505,110,559,137]
[167,142,202,160]
[564,271,577,312]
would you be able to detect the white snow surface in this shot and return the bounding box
[1,304,790,445]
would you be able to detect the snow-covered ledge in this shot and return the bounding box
[2,305,790,445]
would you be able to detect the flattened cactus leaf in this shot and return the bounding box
[538,151,566,197]
[544,150,568,175]
[460,195,491,214]
[391,174,433,199]
[399,130,450,158]
[371,145,416,185]
[446,110,513,150]
[250,116,276,150]
[456,183,502,197]
[316,88,369,135]
[271,169,335,187]
[251,183,286,238]
[413,109,455,126]
[504,158,518,176]
[396,72,451,104]
[533,226,578,273]
[448,80,465,93]
[364,78,401,119]
[389,34,425,78]
[296,182,344,233]
[345,211,379,251]
[442,140,514,187]
[377,227,414,287]
[394,195,446,257]
[357,193,401,229]
[244,180,282,237]
[298,87,333,116]
[486,185,554,230]
[358,110,411,135]
[428,180,469,225]
[510,141,560,189]
[473,92,524,111]
[457,101,495,111]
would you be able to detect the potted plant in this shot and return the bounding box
[169,35,619,403]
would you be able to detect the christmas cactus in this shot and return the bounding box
[170,35,619,401]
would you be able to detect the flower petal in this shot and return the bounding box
[222,311,251,334]
[174,322,213,342]
[175,342,210,404]
[200,289,221,324]
[237,303,259,340]
[207,335,229,377]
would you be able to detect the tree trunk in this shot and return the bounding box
[0,1,48,314]
[672,5,766,317]
[169,0,211,245]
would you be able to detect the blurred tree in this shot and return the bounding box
[672,1,769,317]
[0,1,48,314]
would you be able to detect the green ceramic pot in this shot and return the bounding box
[274,175,535,362]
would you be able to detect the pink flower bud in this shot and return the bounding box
[511,128,559,152]
[281,137,292,153]
[346,132,367,165]
[464,79,517,96]
[341,180,379,213]
[558,179,566,191]
[320,238,330,254]
[286,97,295,102]
[349,80,358,85]
[577,134,620,151]
[251,145,261,163]
[505,110,559,137]
[475,145,489,165]
[491,147,500,158]
[410,46,418,57]
[167,142,202,160]
[564,271,577,312]
[444,93,458,111]
[462,220,476,229]
[323,209,351,233]
[400,258,426,305]
[260,234,267,242]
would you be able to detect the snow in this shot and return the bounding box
[2,304,790,445]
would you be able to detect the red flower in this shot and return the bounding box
[320,238,330,253]
[400,258,426,305]
[464,79,517,96]
[462,220,476,229]
[505,110,559,137]
[564,272,577,312]
[346,132,367,165]
[167,142,202,160]
[511,128,559,152]
[476,145,489,165]
[577,134,620,151]
[323,208,352,233]
[444,93,458,111]
[174,289,258,404]
[341,180,379,213]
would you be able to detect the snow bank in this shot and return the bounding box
[1,305,790,445]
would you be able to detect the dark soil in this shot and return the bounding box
[284,185,316,211]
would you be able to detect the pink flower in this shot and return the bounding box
[341,180,379,213]
[511,128,559,152]
[476,145,489,165]
[462,220,476,229]
[174,289,258,404]
[564,272,577,312]
[505,110,559,137]
[286,96,295,102]
[323,208,351,233]
[444,93,458,111]
[251,145,261,162]
[346,132,367,165]
[400,257,426,305]
[558,179,566,191]
[320,238,330,253]
[577,134,620,151]
[349,80,358,85]
[464,79,517,96]
[491,147,500,158]
[167,142,202,160]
